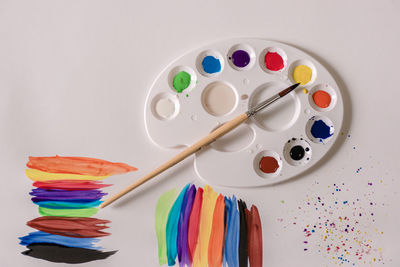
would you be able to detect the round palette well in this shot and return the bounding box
[144,38,344,187]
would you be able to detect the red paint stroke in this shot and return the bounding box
[187,187,203,264]
[27,156,137,176]
[208,194,225,267]
[245,205,263,267]
[264,52,284,71]
[33,180,112,190]
[27,216,110,238]
[312,90,331,108]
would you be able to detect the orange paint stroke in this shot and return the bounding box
[208,194,225,267]
[27,156,137,176]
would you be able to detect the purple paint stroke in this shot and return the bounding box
[176,184,191,264]
[179,185,196,267]
[32,197,102,203]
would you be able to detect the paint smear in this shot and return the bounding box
[293,65,312,85]
[33,200,103,209]
[259,156,279,174]
[188,187,203,265]
[310,120,333,141]
[27,217,110,238]
[208,194,225,267]
[224,196,240,267]
[246,206,263,267]
[22,243,117,264]
[19,231,100,250]
[166,184,190,266]
[173,71,191,93]
[264,52,284,71]
[39,207,98,217]
[202,56,221,74]
[312,90,331,108]
[33,180,111,190]
[238,200,248,267]
[231,50,250,68]
[27,156,137,176]
[155,188,178,265]
[25,169,109,182]
[30,188,107,199]
[193,185,218,267]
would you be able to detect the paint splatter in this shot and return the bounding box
[264,52,284,71]
[293,65,313,85]
[20,156,137,263]
[173,71,191,93]
[155,184,262,267]
[202,56,221,74]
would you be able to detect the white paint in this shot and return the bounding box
[155,98,175,119]
[201,82,237,116]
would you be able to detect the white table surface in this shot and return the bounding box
[1,0,399,266]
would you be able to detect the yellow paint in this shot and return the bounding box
[25,168,109,181]
[303,88,308,94]
[293,65,313,85]
[192,185,218,267]
[372,258,376,262]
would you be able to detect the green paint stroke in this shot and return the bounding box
[155,188,177,265]
[38,206,98,217]
[173,71,191,93]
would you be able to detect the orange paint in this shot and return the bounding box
[312,90,331,108]
[208,194,225,267]
[27,156,137,176]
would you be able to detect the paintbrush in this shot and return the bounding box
[100,83,300,208]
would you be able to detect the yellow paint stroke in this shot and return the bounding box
[293,65,312,85]
[193,185,218,267]
[25,169,109,181]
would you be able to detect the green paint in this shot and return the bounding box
[155,188,177,265]
[38,206,98,217]
[281,200,285,204]
[173,71,191,93]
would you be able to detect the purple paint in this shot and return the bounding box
[178,185,196,266]
[231,50,250,68]
[29,189,106,200]
[176,184,192,265]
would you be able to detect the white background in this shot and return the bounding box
[1,0,399,266]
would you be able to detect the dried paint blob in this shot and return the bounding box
[312,90,331,108]
[173,71,191,93]
[293,65,313,85]
[202,56,221,74]
[202,82,237,116]
[155,98,176,119]
[264,52,284,71]
[259,156,279,173]
[231,50,250,68]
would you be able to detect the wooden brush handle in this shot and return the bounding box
[100,112,249,208]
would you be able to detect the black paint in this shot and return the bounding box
[238,199,248,267]
[290,145,305,161]
[22,243,117,264]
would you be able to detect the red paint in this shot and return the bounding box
[264,52,284,71]
[27,217,110,238]
[259,156,279,173]
[27,156,137,176]
[33,180,111,190]
[312,90,331,108]
[187,187,203,263]
[245,205,263,267]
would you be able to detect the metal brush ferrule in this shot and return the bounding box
[246,94,281,117]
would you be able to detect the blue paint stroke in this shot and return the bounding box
[19,231,100,250]
[224,196,240,267]
[166,184,189,266]
[202,56,221,74]
[33,200,103,209]
[310,119,333,142]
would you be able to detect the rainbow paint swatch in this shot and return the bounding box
[19,156,137,264]
[155,184,263,267]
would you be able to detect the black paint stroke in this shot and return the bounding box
[238,199,248,267]
[22,243,117,264]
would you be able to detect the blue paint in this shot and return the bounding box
[19,231,100,250]
[165,184,189,266]
[310,119,333,142]
[33,200,103,209]
[224,196,240,267]
[201,56,221,74]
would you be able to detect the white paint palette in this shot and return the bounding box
[144,39,344,187]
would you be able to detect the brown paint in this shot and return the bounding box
[259,156,279,173]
